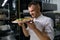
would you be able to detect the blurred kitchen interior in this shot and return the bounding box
[0,0,60,40]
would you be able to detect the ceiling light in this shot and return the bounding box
[2,0,8,7]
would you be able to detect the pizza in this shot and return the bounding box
[23,17,33,22]
[12,17,33,23]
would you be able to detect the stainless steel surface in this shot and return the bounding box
[0,25,10,30]
[1,35,16,40]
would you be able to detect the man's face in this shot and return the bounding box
[28,5,40,18]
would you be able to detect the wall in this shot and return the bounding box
[53,0,60,13]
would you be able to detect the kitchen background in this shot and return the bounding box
[0,0,60,40]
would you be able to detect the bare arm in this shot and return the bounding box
[22,24,30,37]
[26,22,51,40]
[18,22,29,37]
[32,28,50,40]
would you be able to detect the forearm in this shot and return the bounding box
[22,26,29,37]
[33,28,50,40]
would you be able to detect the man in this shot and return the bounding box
[18,1,54,40]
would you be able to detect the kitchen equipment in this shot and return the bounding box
[1,35,16,40]
[0,14,6,20]
[0,25,10,30]
[0,14,7,25]
[0,25,16,40]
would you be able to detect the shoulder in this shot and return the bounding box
[42,16,54,27]
[42,15,53,25]
[43,15,53,21]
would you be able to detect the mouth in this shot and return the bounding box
[31,14,34,16]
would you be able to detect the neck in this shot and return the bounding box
[35,12,41,18]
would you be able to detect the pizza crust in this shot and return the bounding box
[12,17,33,23]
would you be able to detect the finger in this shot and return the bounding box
[18,22,22,26]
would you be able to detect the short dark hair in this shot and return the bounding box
[28,1,41,7]
[28,1,42,12]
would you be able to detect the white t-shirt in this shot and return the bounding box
[27,14,54,40]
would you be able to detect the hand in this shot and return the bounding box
[26,22,36,30]
[18,21,25,27]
